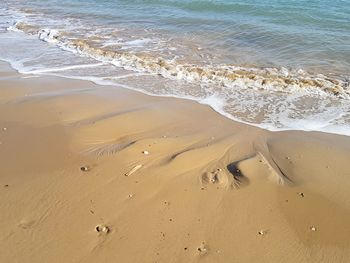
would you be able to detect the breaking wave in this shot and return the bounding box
[9,21,350,100]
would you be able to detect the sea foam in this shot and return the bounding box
[2,20,350,137]
[8,21,350,100]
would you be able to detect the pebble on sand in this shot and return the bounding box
[95,225,109,233]
[298,192,305,197]
[142,150,149,155]
[258,230,267,236]
[80,166,90,172]
[2,127,7,131]
[197,242,207,255]
[310,226,317,231]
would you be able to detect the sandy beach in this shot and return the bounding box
[0,61,350,262]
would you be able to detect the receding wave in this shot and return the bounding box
[8,21,350,100]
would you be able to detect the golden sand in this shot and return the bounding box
[0,62,349,262]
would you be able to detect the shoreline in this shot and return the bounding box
[1,61,350,262]
[3,55,350,138]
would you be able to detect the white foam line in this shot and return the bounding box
[1,21,350,137]
[106,73,150,80]
[22,63,105,74]
[21,75,41,79]
[8,66,350,137]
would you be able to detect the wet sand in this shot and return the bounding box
[0,61,349,263]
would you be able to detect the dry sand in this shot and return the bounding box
[0,61,350,262]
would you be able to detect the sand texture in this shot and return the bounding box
[0,62,350,263]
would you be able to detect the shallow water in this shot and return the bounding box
[0,0,349,135]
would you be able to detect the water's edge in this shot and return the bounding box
[1,1,349,136]
[2,56,350,139]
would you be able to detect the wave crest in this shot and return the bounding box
[8,21,350,99]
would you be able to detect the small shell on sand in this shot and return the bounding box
[2,127,7,131]
[125,164,143,176]
[142,150,149,155]
[258,230,267,236]
[95,225,109,233]
[310,226,317,231]
[298,192,305,197]
[80,166,90,172]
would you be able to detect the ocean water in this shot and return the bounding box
[0,0,349,135]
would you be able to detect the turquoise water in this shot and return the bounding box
[3,0,350,74]
[0,0,350,135]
